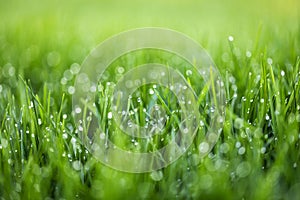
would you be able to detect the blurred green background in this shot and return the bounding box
[0,0,298,87]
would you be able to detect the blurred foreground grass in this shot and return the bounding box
[0,0,300,199]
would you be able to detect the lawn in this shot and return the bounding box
[0,0,299,199]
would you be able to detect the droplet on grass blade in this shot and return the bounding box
[150,170,163,181]
[0,138,8,148]
[235,141,241,148]
[186,70,193,76]
[220,143,230,154]
[246,51,252,58]
[234,118,244,129]
[107,112,113,119]
[199,142,209,154]
[68,86,75,95]
[72,160,82,171]
[260,147,266,154]
[267,58,273,65]
[238,147,246,155]
[47,51,61,67]
[236,162,251,178]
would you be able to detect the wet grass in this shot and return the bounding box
[0,0,300,199]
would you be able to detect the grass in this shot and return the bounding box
[0,0,300,199]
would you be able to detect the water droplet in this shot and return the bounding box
[90,85,97,93]
[100,133,105,140]
[60,77,67,85]
[234,118,244,129]
[186,70,193,76]
[246,51,252,58]
[199,142,209,154]
[280,70,285,77]
[238,147,246,155]
[68,86,75,95]
[116,66,125,74]
[293,163,297,168]
[0,138,8,148]
[64,69,73,80]
[229,76,236,83]
[75,107,82,114]
[62,133,68,139]
[236,162,251,178]
[267,58,273,65]
[235,141,241,148]
[220,143,230,153]
[70,63,80,74]
[149,88,154,95]
[228,35,234,42]
[107,112,113,119]
[72,160,82,171]
[231,85,237,91]
[71,137,76,144]
[260,147,266,154]
[150,170,163,181]
[47,51,61,67]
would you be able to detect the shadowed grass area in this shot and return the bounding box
[0,0,299,199]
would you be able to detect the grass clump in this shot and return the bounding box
[0,0,299,199]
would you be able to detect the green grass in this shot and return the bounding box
[0,0,300,199]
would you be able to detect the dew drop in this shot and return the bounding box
[70,63,80,74]
[72,160,82,171]
[68,86,75,95]
[0,138,8,148]
[199,142,209,154]
[235,141,241,148]
[260,147,266,154]
[75,107,82,114]
[234,118,244,129]
[100,133,105,140]
[236,162,251,178]
[293,163,297,168]
[186,70,193,76]
[220,143,230,154]
[238,147,246,155]
[150,170,163,181]
[246,51,252,58]
[149,88,154,95]
[267,58,273,65]
[62,133,68,139]
[47,51,61,67]
[107,112,113,119]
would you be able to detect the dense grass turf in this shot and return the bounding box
[0,0,299,199]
